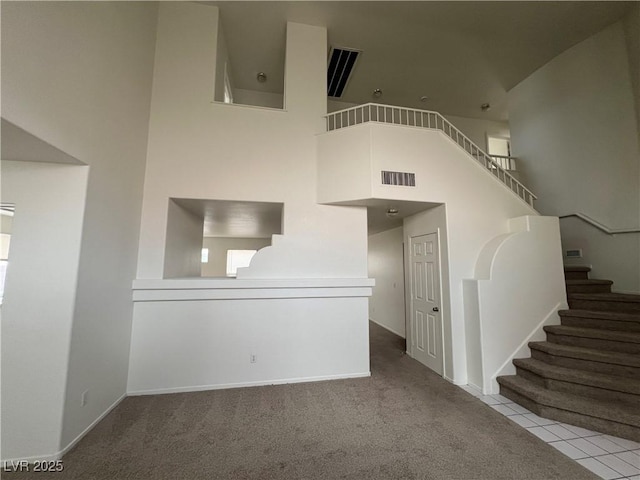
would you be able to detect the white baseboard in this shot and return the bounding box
[369,319,406,338]
[127,371,372,396]
[2,393,126,464]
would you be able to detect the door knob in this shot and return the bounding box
[432,307,439,312]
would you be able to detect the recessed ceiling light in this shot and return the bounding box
[372,88,383,98]
[256,72,267,83]
[386,208,399,217]
[420,96,429,102]
[481,103,491,111]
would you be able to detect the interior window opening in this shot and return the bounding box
[213,14,285,110]
[163,198,283,279]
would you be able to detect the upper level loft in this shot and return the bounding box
[320,103,536,209]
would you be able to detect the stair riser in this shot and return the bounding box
[560,317,640,332]
[566,284,612,294]
[514,366,546,388]
[546,332,640,354]
[531,349,640,379]
[514,366,640,405]
[498,385,539,415]
[546,379,640,406]
[564,271,589,280]
[568,298,640,313]
[499,385,640,442]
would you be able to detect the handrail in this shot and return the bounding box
[324,103,536,207]
[559,213,640,235]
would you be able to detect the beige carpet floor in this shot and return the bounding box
[3,322,598,479]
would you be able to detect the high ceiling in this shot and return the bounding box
[208,1,634,120]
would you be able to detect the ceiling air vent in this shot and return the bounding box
[382,171,416,187]
[327,47,361,98]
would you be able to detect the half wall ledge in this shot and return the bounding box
[132,278,375,302]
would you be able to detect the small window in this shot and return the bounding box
[201,248,209,263]
[226,250,257,277]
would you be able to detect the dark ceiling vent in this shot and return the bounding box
[327,47,360,98]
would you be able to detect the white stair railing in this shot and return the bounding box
[490,155,517,172]
[325,103,536,207]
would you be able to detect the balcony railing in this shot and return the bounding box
[325,103,535,207]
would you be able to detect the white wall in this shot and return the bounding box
[1,161,88,461]
[623,4,640,138]
[368,227,406,337]
[561,217,640,294]
[214,15,232,103]
[369,126,539,382]
[1,1,158,458]
[317,126,374,204]
[465,216,567,394]
[128,290,371,394]
[129,4,371,394]
[318,123,539,384]
[137,4,368,280]
[233,89,284,110]
[164,199,203,278]
[202,237,271,277]
[509,21,640,293]
[0,215,12,235]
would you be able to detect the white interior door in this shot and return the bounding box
[409,233,443,375]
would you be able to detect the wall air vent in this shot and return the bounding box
[327,47,361,98]
[381,171,416,187]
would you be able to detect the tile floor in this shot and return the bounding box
[459,385,640,480]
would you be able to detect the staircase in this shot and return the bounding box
[497,266,640,442]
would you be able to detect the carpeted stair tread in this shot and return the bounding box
[504,269,640,440]
[559,309,640,322]
[544,325,640,344]
[529,341,640,368]
[565,279,613,286]
[568,293,640,313]
[513,357,640,395]
[497,375,640,428]
[565,279,613,294]
[569,292,640,303]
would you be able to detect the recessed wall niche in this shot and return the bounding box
[163,198,283,278]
